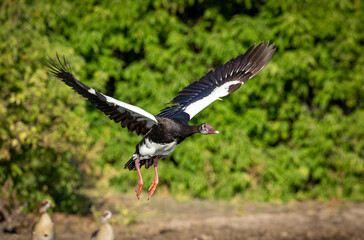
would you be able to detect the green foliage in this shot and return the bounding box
[0,0,363,212]
[0,0,96,213]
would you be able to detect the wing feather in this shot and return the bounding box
[46,54,158,135]
[157,42,276,121]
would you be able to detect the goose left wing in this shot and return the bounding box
[90,229,98,240]
[46,54,158,135]
[157,42,276,122]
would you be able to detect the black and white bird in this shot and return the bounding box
[47,42,276,200]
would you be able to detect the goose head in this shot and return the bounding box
[100,210,112,223]
[38,199,55,215]
[199,123,219,135]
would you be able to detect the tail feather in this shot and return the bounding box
[124,157,136,170]
[124,156,154,171]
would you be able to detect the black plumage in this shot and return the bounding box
[47,54,155,136]
[157,42,275,121]
[46,42,276,199]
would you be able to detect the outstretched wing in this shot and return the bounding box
[46,54,158,135]
[157,42,276,122]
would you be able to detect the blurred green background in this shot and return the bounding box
[0,0,363,213]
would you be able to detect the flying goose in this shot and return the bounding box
[47,42,276,199]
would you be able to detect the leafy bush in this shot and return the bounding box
[0,0,363,212]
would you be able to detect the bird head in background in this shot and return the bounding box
[101,210,112,223]
[38,199,55,215]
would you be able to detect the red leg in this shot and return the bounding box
[135,158,143,199]
[148,158,159,200]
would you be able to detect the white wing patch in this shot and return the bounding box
[87,87,158,128]
[88,88,96,94]
[102,94,158,128]
[184,80,243,119]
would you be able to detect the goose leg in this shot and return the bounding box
[135,158,143,199]
[148,157,159,200]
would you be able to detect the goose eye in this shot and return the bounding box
[201,125,205,132]
[202,125,208,133]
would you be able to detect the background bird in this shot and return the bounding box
[47,42,276,200]
[91,210,114,240]
[32,199,55,240]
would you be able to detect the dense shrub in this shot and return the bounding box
[0,0,363,212]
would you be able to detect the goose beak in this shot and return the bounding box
[209,129,219,134]
[204,123,219,134]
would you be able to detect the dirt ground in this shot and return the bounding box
[1,193,364,240]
